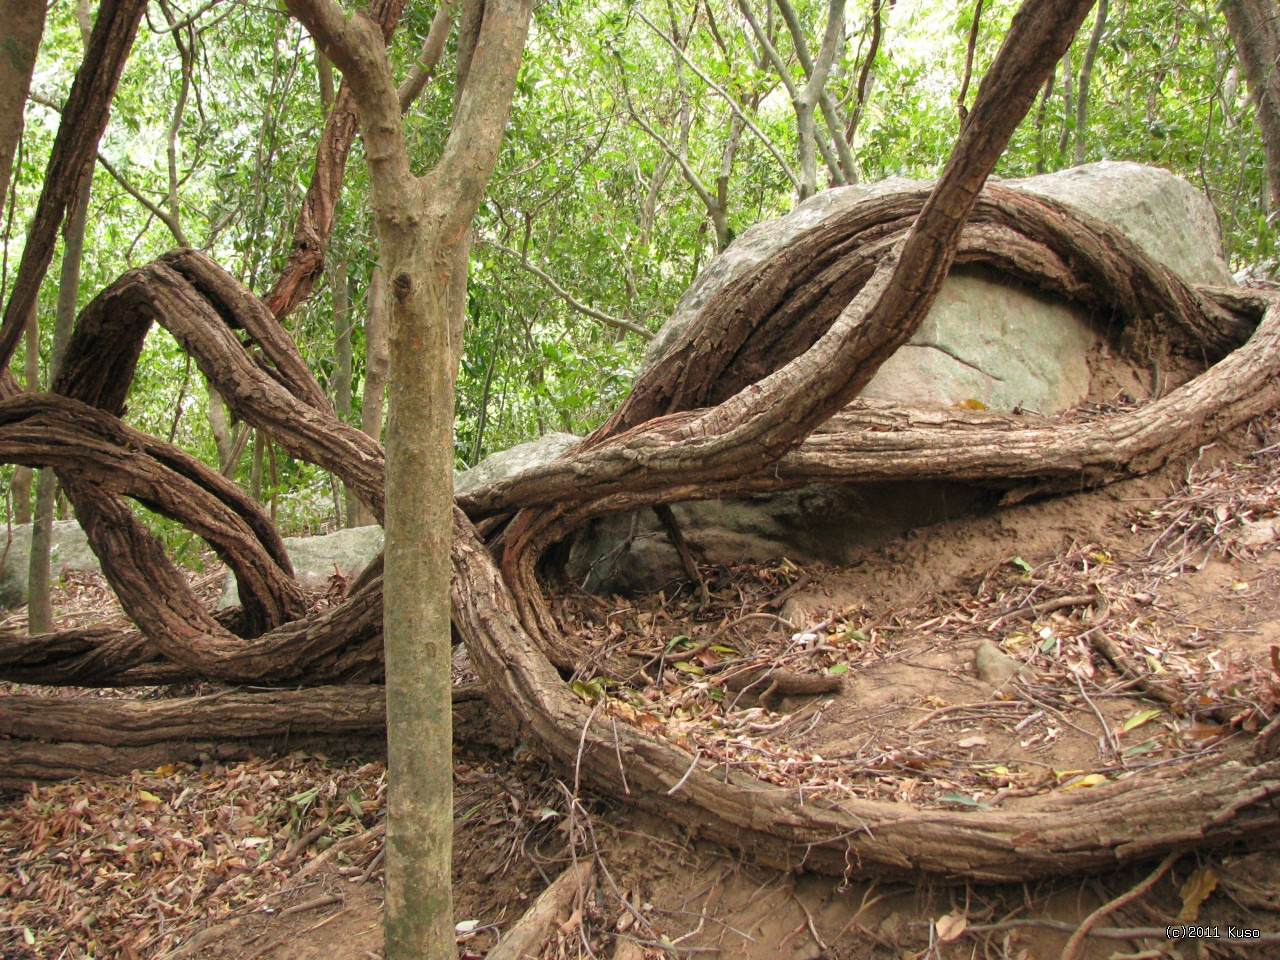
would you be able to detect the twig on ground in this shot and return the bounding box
[1060,850,1180,960]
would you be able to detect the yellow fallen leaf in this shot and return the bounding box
[1063,773,1108,790]
[936,911,968,941]
[1177,866,1218,922]
[954,398,987,410]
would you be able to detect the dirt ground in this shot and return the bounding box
[3,421,1280,960]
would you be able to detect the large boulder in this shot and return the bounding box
[646,161,1231,416]
[220,525,385,607]
[1002,161,1233,287]
[455,432,580,496]
[219,434,582,606]
[0,521,101,608]
[570,163,1236,592]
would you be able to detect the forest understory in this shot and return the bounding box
[3,413,1280,960]
[4,1,1280,956]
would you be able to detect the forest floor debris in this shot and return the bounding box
[3,419,1280,958]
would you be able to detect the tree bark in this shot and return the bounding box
[0,0,46,212]
[1223,0,1280,212]
[282,1,533,956]
[0,0,148,375]
[9,309,38,524]
[30,17,97,632]
[0,684,507,791]
[353,266,388,527]
[1073,0,1108,165]
[259,0,405,321]
[332,259,358,525]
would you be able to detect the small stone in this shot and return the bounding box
[975,641,1026,685]
[1239,517,1280,547]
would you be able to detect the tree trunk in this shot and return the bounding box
[332,259,357,526]
[280,1,534,956]
[0,0,45,209]
[1224,0,1280,212]
[29,0,95,633]
[205,379,238,474]
[353,266,388,526]
[1073,0,1108,165]
[9,310,38,524]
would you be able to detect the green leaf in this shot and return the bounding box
[569,678,605,703]
[1011,556,1034,573]
[827,663,850,675]
[936,792,990,809]
[287,786,321,806]
[1121,708,1163,732]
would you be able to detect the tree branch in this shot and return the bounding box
[397,0,455,112]
[95,152,189,245]
[284,0,414,225]
[636,7,799,190]
[488,241,653,340]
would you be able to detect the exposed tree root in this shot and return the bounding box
[3,0,1280,880]
[0,685,503,791]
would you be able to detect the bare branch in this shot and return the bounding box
[487,240,653,340]
[636,7,799,190]
[397,0,455,112]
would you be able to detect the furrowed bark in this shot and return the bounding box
[0,0,149,374]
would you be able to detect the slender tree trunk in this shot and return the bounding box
[10,311,38,524]
[9,470,31,525]
[845,0,892,157]
[250,429,265,502]
[1057,48,1075,163]
[352,266,388,527]
[1034,65,1056,173]
[1224,0,1280,212]
[332,260,357,526]
[29,0,94,635]
[1073,0,1108,165]
[280,1,533,954]
[206,379,237,473]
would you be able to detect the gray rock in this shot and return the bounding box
[1003,161,1234,287]
[455,432,580,496]
[974,641,1027,686]
[646,162,1232,415]
[579,164,1229,593]
[219,434,582,607]
[221,525,384,607]
[858,265,1096,413]
[565,482,996,594]
[0,521,101,608]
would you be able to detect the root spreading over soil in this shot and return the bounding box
[4,418,1280,960]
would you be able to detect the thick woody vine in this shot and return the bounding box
[2,0,1279,881]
